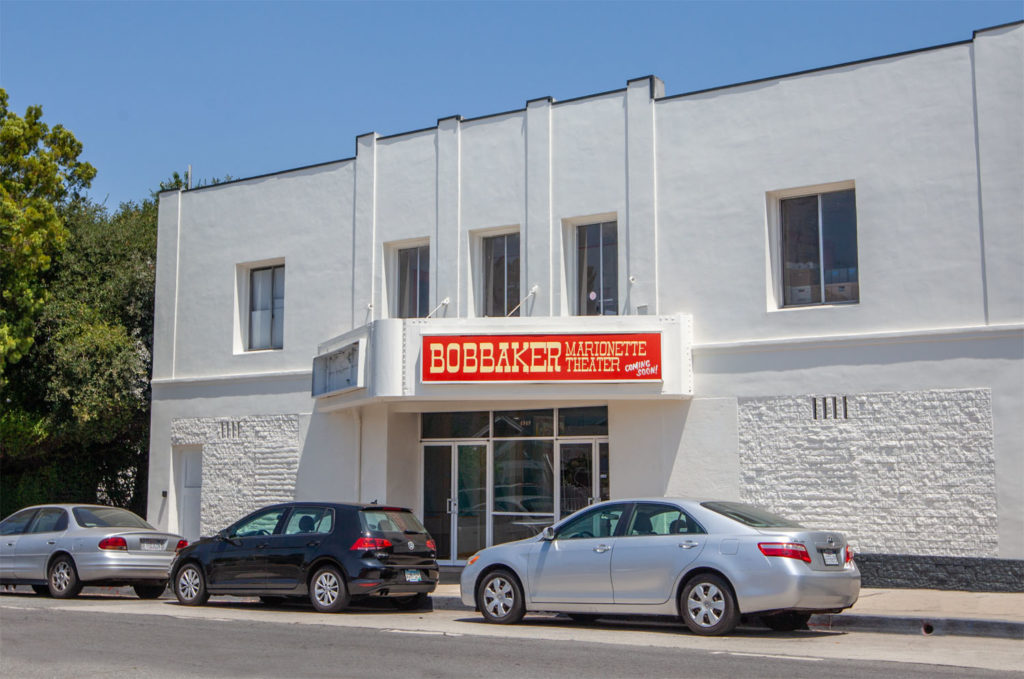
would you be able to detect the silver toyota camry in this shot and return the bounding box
[460,498,860,635]
[0,504,186,599]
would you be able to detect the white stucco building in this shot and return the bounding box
[148,23,1023,585]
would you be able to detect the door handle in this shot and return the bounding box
[47,540,56,545]
[446,498,455,514]
[678,540,699,549]
[306,541,320,548]
[593,544,611,553]
[256,543,268,550]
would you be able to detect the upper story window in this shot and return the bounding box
[482,232,520,317]
[397,245,429,318]
[249,264,284,350]
[576,221,618,315]
[780,189,858,307]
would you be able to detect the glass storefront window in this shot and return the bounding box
[493,409,554,437]
[493,440,554,514]
[558,406,609,436]
[492,514,551,544]
[421,411,490,439]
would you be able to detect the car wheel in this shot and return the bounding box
[476,569,525,625]
[567,613,600,623]
[680,574,738,636]
[392,592,430,611]
[174,563,210,606]
[763,612,812,631]
[31,585,50,596]
[309,565,350,613]
[48,555,82,599]
[133,582,167,599]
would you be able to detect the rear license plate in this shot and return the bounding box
[140,539,164,551]
[405,570,422,583]
[822,549,839,565]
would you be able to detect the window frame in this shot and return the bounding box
[570,219,619,316]
[389,241,431,319]
[247,263,285,351]
[767,181,858,310]
[480,230,521,317]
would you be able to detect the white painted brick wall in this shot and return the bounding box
[171,415,300,535]
[738,389,997,557]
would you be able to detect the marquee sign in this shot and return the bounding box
[421,332,662,383]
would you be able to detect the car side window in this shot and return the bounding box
[228,507,287,538]
[556,504,628,540]
[626,504,705,537]
[0,509,38,536]
[283,507,334,535]
[26,508,68,534]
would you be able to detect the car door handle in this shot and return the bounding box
[678,540,699,549]
[593,544,611,553]
[256,543,268,549]
[306,541,320,548]
[47,541,56,545]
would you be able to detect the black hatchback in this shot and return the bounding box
[170,502,438,612]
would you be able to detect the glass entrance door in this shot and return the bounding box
[558,440,609,517]
[422,443,487,562]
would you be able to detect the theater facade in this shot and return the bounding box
[147,24,1023,585]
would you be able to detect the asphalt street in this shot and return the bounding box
[1,592,1021,678]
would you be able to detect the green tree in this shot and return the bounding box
[1,88,96,375]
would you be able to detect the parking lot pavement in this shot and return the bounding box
[431,584,1024,639]
[2,587,1022,673]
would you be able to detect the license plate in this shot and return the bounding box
[405,570,422,583]
[822,549,839,565]
[140,539,164,551]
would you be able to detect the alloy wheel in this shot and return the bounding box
[178,567,201,600]
[314,571,340,607]
[686,581,725,627]
[482,575,515,619]
[51,561,72,592]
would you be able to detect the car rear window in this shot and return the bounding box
[73,506,153,529]
[701,502,803,528]
[360,509,428,534]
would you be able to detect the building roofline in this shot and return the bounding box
[166,21,1020,197]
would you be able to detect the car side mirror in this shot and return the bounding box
[540,526,555,541]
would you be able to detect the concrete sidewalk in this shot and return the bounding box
[431,583,1024,639]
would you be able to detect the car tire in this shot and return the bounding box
[31,585,50,596]
[476,569,525,625]
[680,573,738,636]
[392,592,430,611]
[133,582,167,599]
[763,612,812,631]
[309,564,350,613]
[174,563,210,606]
[48,555,82,599]
[566,613,600,623]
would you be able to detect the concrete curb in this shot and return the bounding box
[431,592,1024,640]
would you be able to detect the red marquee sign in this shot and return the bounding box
[421,332,662,383]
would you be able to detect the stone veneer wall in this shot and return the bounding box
[738,389,997,558]
[171,415,301,535]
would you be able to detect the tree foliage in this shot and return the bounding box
[1,89,96,374]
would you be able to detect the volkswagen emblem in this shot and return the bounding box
[827,536,836,545]
[408,540,415,551]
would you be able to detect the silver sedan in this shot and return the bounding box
[460,498,860,635]
[0,504,185,599]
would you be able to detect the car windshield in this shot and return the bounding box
[360,509,428,534]
[701,501,803,528]
[73,506,153,529]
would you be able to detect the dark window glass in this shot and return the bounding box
[249,265,285,350]
[625,503,705,536]
[577,222,618,316]
[493,440,554,514]
[228,507,287,538]
[27,508,68,533]
[283,507,334,535]
[0,508,39,535]
[701,501,803,528]
[360,509,428,535]
[420,412,490,439]
[556,503,628,539]
[73,506,153,529]
[493,409,554,437]
[557,406,608,436]
[398,245,429,318]
[483,233,520,317]
[781,189,857,306]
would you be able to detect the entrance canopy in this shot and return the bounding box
[312,314,693,411]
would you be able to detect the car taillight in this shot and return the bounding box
[758,542,811,562]
[845,544,855,563]
[98,537,128,550]
[350,537,393,551]
[426,539,437,552]
[176,540,189,552]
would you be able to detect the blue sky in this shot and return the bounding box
[2,1,1021,209]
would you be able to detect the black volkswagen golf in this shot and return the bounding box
[170,502,438,612]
